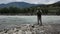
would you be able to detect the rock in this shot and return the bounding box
[25,31,32,34]
[1,24,60,34]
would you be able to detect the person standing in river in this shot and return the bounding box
[37,9,42,26]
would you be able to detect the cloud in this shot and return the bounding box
[0,0,16,4]
[44,0,60,4]
[0,0,60,4]
[21,0,60,4]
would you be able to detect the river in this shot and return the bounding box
[0,15,60,29]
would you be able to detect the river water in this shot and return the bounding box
[0,15,60,29]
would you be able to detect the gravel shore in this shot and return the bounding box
[0,24,60,34]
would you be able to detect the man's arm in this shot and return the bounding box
[34,10,38,15]
[40,10,42,13]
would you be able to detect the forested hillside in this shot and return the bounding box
[0,1,60,15]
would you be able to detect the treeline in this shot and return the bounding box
[0,7,35,15]
[0,5,60,15]
[0,2,60,15]
[0,6,48,15]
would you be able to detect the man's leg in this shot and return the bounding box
[37,16,39,25]
[38,17,39,25]
[39,16,42,26]
[40,19,42,26]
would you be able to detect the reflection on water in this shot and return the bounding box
[0,15,60,29]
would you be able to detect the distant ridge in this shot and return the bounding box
[49,1,60,7]
[0,1,59,8]
[0,2,40,8]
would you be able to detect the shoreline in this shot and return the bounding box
[0,15,59,16]
[0,24,60,34]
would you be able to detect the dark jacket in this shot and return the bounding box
[37,10,42,17]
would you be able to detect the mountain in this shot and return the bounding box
[0,1,60,8]
[55,1,60,4]
[0,2,40,8]
[46,1,60,7]
[51,1,60,7]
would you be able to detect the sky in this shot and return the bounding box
[0,0,60,4]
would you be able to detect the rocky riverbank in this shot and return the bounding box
[0,24,60,34]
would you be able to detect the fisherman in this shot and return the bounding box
[37,8,42,26]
